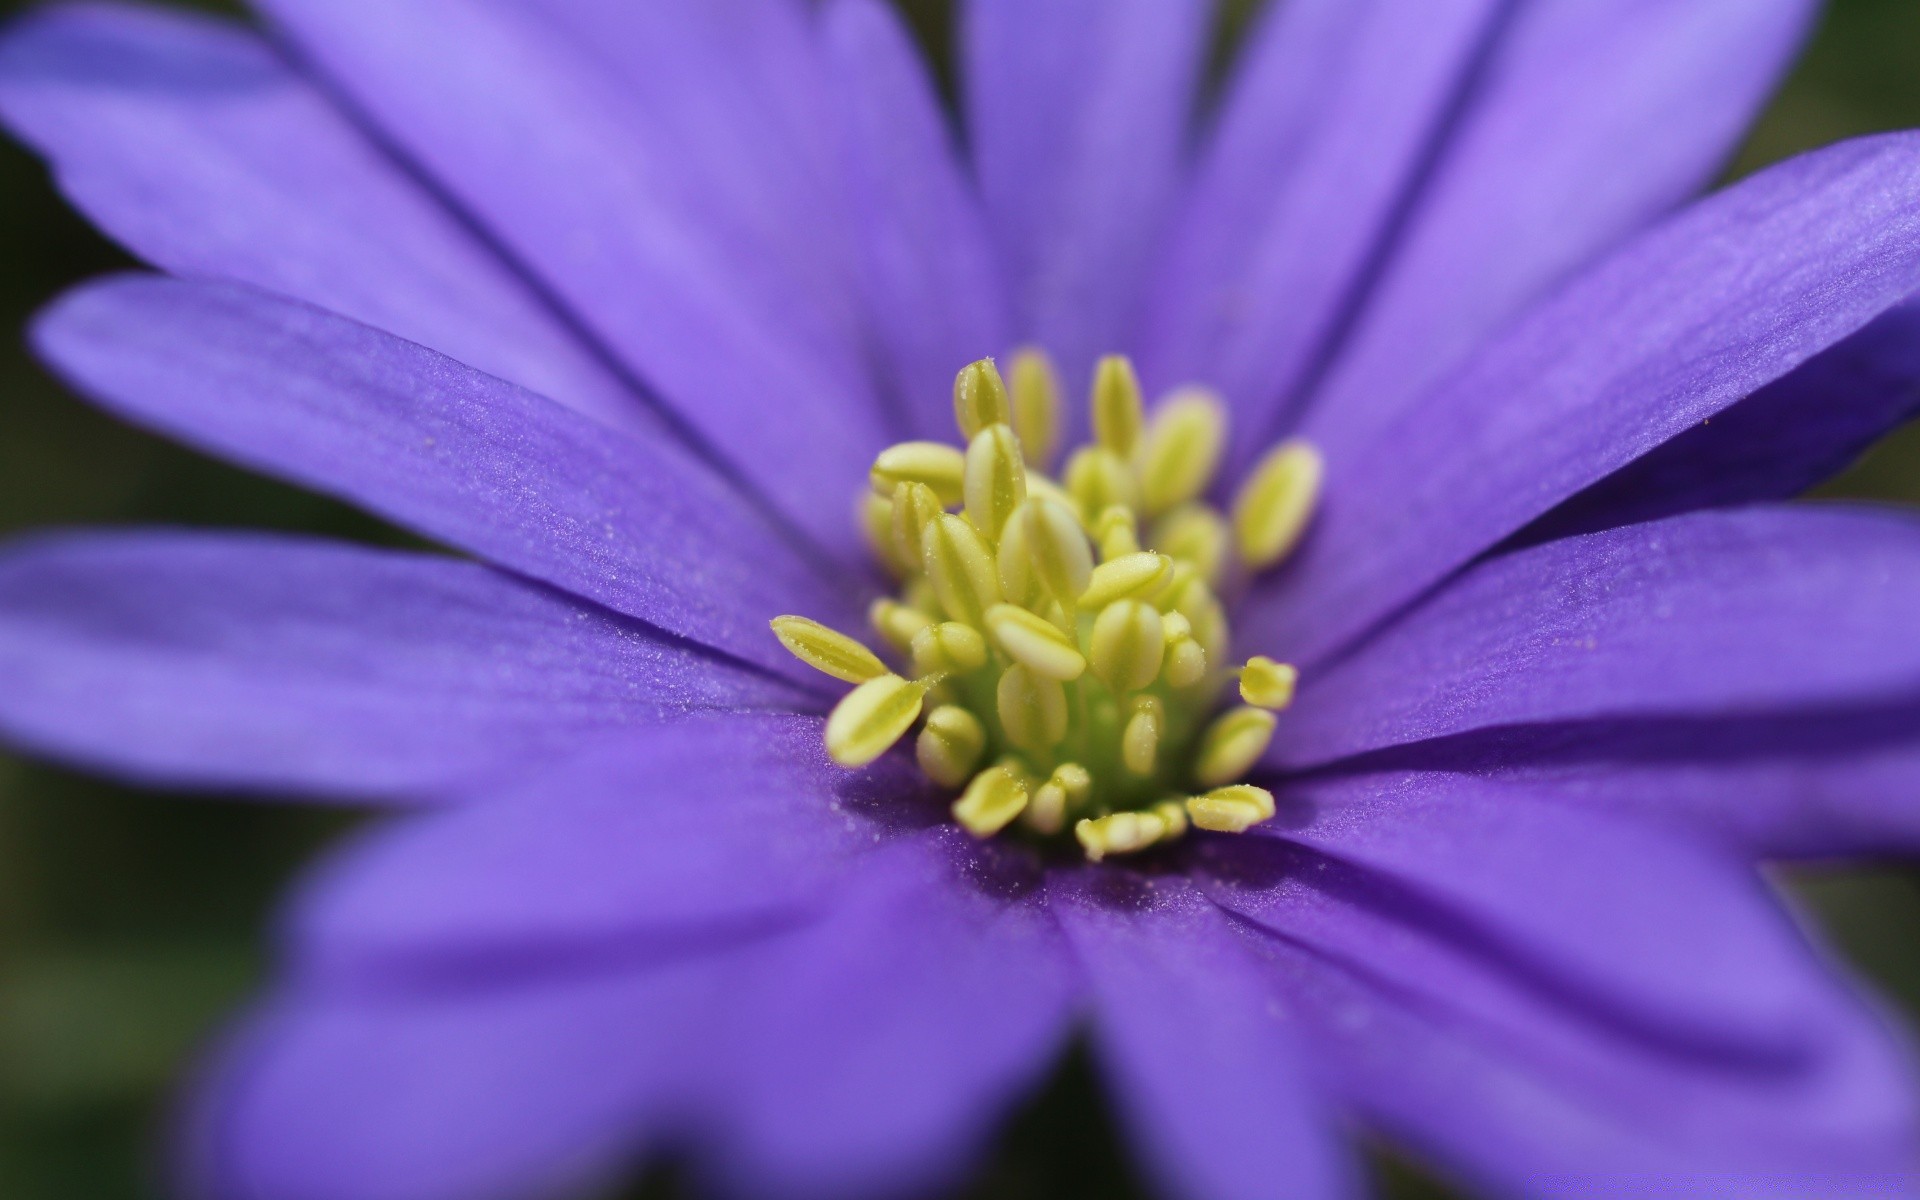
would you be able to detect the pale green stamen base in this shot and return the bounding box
[777,350,1323,862]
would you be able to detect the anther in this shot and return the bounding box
[1186,784,1276,833]
[953,358,1011,440]
[870,598,934,653]
[1153,504,1230,586]
[997,664,1069,753]
[1194,707,1277,787]
[1080,552,1172,610]
[1063,446,1139,518]
[1161,611,1209,687]
[1091,354,1145,457]
[1026,762,1090,835]
[986,604,1087,681]
[922,513,1001,627]
[1239,656,1298,710]
[825,673,927,767]
[1076,809,1170,862]
[1009,348,1062,469]
[1122,696,1162,776]
[1089,599,1166,693]
[890,481,945,569]
[1009,497,1093,610]
[1233,439,1324,569]
[872,441,966,506]
[1093,505,1141,560]
[770,616,889,684]
[963,424,1027,540]
[911,621,988,676]
[953,763,1029,838]
[1139,387,1227,515]
[860,491,910,577]
[917,705,987,787]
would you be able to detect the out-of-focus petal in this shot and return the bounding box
[1243,134,1920,666]
[0,1,650,435]
[1245,773,1871,1058]
[0,532,806,802]
[1053,867,1358,1200]
[962,0,1211,417]
[255,0,887,558]
[820,0,1009,440]
[1196,825,1919,1192]
[705,830,1075,1200]
[183,950,747,1200]
[1293,0,1819,463]
[1138,0,1498,424]
[32,275,857,677]
[287,716,931,981]
[1519,299,1920,544]
[1269,507,1920,768]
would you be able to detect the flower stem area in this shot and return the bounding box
[4,0,1920,1198]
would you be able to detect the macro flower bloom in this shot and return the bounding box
[6,0,1920,1196]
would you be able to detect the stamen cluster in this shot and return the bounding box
[773,351,1323,861]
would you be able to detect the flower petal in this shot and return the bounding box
[820,0,1009,441]
[1243,773,1868,1059]
[1052,867,1358,1200]
[1521,298,1920,543]
[32,275,855,676]
[287,715,933,982]
[1269,506,1920,769]
[1138,0,1500,423]
[255,0,886,556]
[962,0,1211,410]
[1196,822,1919,1190]
[1245,134,1920,665]
[704,830,1075,1200]
[0,1,650,435]
[1293,0,1818,461]
[183,952,746,1200]
[0,531,805,803]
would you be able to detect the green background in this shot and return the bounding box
[3,2,1919,1197]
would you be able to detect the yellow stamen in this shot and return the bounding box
[922,513,1001,627]
[870,598,934,654]
[1186,784,1276,833]
[871,441,966,506]
[1122,696,1162,776]
[917,705,986,787]
[1079,552,1172,610]
[997,663,1069,753]
[1076,808,1172,862]
[1093,505,1141,560]
[963,424,1027,540]
[1063,446,1139,518]
[1195,707,1277,787]
[911,621,988,676]
[1091,354,1145,457]
[1152,503,1230,586]
[1009,347,1062,469]
[1089,599,1165,693]
[954,763,1029,837]
[953,358,1011,440]
[986,604,1087,681]
[1233,439,1324,569]
[770,616,889,684]
[825,674,926,767]
[1139,387,1227,516]
[1238,656,1298,710]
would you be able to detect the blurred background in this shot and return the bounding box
[2,1,1919,1197]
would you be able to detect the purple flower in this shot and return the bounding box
[4,0,1920,1197]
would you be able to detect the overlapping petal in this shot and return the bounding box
[705,830,1075,1200]
[1244,133,1920,665]
[821,0,1009,440]
[255,0,885,557]
[0,531,804,802]
[32,275,857,677]
[1195,824,1918,1191]
[962,0,1210,413]
[285,716,928,982]
[1270,506,1920,768]
[0,1,649,435]
[1054,868,1357,1200]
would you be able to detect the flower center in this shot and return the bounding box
[772,351,1322,862]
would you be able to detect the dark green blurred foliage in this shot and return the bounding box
[1,2,1918,1198]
